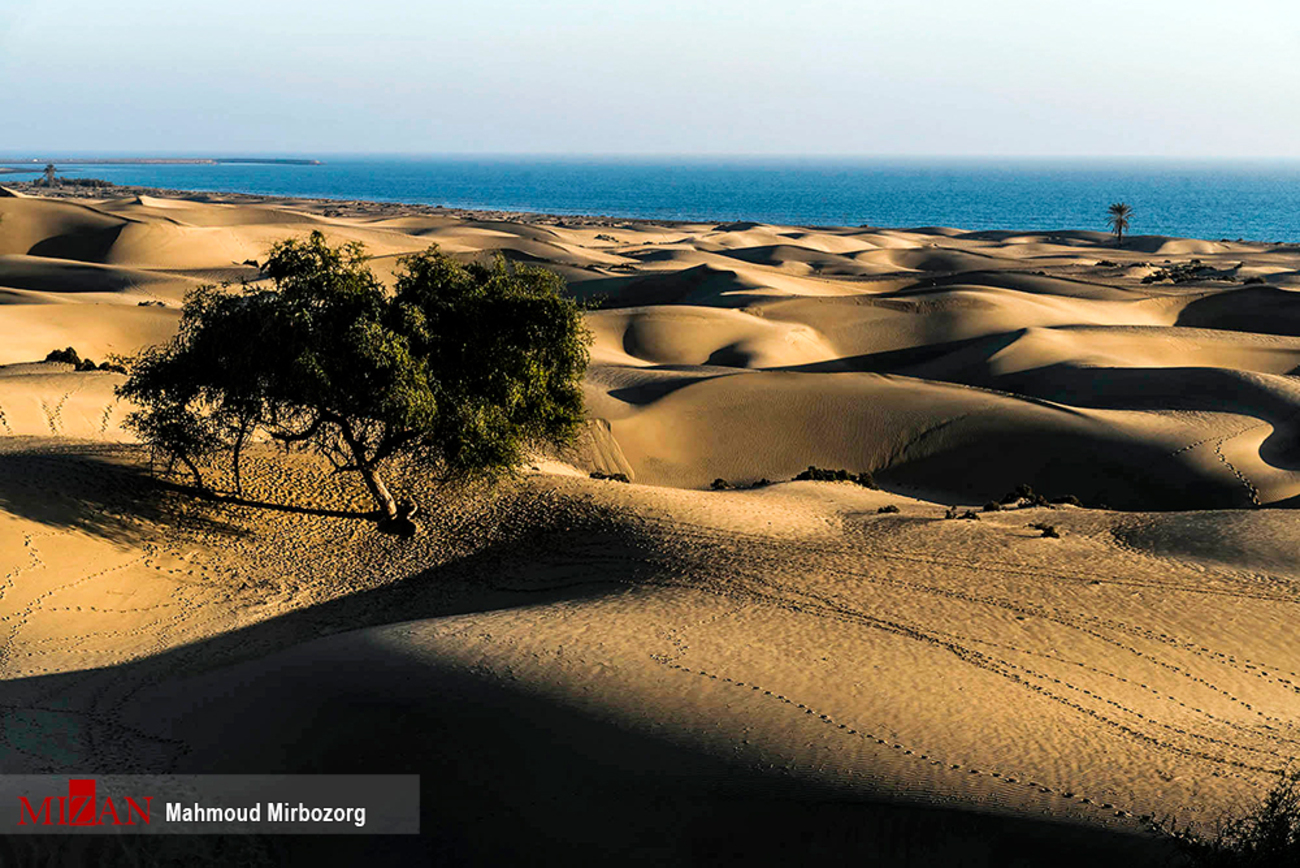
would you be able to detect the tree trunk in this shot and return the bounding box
[231,420,248,496]
[178,453,207,493]
[358,462,399,521]
[337,420,399,520]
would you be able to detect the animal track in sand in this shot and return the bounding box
[0,699,191,774]
[99,397,122,435]
[657,519,1300,688]
[1164,420,1268,461]
[0,532,50,605]
[925,629,1300,749]
[38,385,83,436]
[1213,434,1264,507]
[651,655,1143,823]
[0,554,150,669]
[631,517,1300,810]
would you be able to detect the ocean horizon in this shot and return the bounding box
[4,155,1300,242]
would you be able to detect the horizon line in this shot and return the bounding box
[5,152,1300,163]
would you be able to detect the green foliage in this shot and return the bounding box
[117,231,591,524]
[1107,201,1133,243]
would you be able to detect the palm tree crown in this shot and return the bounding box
[1107,202,1132,244]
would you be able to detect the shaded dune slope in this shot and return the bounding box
[3,193,1300,508]
[5,192,1300,864]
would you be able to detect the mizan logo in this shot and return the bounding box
[18,779,152,827]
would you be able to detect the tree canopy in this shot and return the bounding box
[1107,202,1133,244]
[117,231,591,532]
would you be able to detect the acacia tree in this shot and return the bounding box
[117,231,590,531]
[1107,202,1133,244]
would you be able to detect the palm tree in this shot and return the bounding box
[1107,202,1132,245]
[41,163,57,187]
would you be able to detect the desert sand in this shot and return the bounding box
[2,184,1300,864]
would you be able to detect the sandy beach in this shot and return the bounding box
[2,184,1299,864]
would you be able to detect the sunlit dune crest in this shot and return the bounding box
[2,190,1300,864]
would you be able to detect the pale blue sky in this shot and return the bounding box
[2,0,1297,156]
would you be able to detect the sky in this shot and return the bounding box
[2,0,1298,157]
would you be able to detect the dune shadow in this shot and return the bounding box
[1,496,675,715]
[989,366,1300,474]
[606,366,737,404]
[26,223,126,264]
[0,531,1175,866]
[0,656,1176,866]
[1177,286,1300,336]
[771,334,1017,376]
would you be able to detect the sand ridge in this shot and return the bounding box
[2,189,1300,863]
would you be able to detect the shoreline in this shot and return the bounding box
[0,158,322,166]
[9,181,1300,246]
[0,180,695,229]
[2,190,1299,863]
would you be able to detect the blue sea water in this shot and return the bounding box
[4,156,1300,242]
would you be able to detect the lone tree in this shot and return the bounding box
[1107,202,1133,245]
[40,163,57,186]
[117,231,591,532]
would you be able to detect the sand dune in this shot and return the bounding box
[3,189,1300,865]
[0,253,202,297]
[589,305,840,368]
[4,188,1295,508]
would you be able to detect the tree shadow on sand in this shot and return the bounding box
[0,443,397,546]
[0,443,248,543]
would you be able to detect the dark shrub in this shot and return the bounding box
[1051,495,1083,507]
[590,471,630,483]
[983,501,1002,512]
[710,478,733,490]
[1153,768,1300,867]
[1030,523,1059,538]
[998,485,1029,504]
[1001,483,1034,505]
[793,465,877,487]
[44,347,82,366]
[877,504,900,514]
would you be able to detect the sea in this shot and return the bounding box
[4,156,1300,242]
